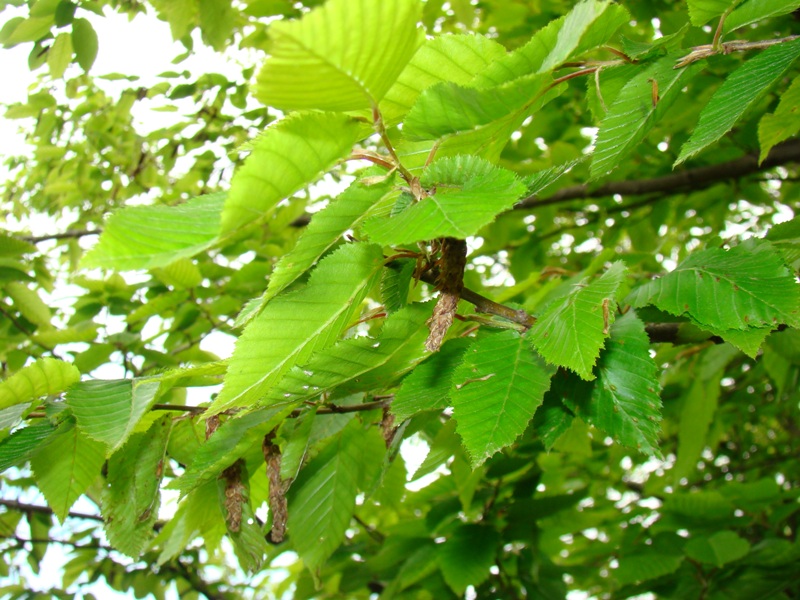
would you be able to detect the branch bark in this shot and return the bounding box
[516,139,800,210]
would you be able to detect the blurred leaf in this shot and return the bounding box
[0,358,79,413]
[685,531,751,567]
[71,18,98,71]
[759,75,800,162]
[439,524,499,595]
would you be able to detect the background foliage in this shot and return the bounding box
[1,0,800,598]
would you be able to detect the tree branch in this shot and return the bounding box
[20,230,101,244]
[516,139,800,210]
[0,499,104,522]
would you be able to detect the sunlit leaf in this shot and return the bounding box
[451,331,553,467]
[67,379,161,455]
[221,112,364,233]
[676,38,800,165]
[102,416,171,557]
[363,155,526,246]
[254,0,423,111]
[81,193,223,271]
[528,261,627,380]
[591,56,700,178]
[30,419,106,522]
[208,243,384,414]
[0,358,79,413]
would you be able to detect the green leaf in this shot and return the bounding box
[439,524,500,595]
[253,0,423,111]
[565,311,663,456]
[616,549,684,586]
[30,419,106,522]
[0,421,56,472]
[392,337,471,421]
[381,258,415,314]
[66,379,161,454]
[676,38,800,165]
[71,18,98,71]
[685,531,751,567]
[81,193,223,271]
[263,175,397,303]
[4,282,51,327]
[403,74,550,141]
[198,0,236,51]
[450,331,553,467]
[725,0,800,32]
[673,347,736,482]
[528,261,627,380]
[627,242,800,330]
[591,55,700,179]
[533,394,576,452]
[363,155,526,246]
[102,416,171,557]
[380,33,508,123]
[759,75,800,162]
[170,407,288,497]
[766,216,800,267]
[288,419,379,575]
[262,302,431,408]
[687,0,740,26]
[208,243,384,414]
[0,358,80,412]
[47,32,72,78]
[221,113,364,233]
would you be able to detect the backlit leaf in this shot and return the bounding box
[725,0,800,32]
[102,416,171,557]
[363,155,526,246]
[30,419,106,522]
[627,242,800,330]
[288,419,382,575]
[71,18,98,71]
[528,261,627,380]
[592,56,700,178]
[676,38,800,165]
[82,193,223,271]
[451,331,554,467]
[67,379,161,454]
[254,0,423,111]
[263,175,397,303]
[221,112,364,233]
[208,243,384,414]
[687,0,740,26]
[0,358,79,413]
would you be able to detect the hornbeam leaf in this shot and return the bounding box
[67,379,161,454]
[0,358,80,414]
[81,193,223,270]
[288,419,383,576]
[676,38,800,165]
[222,112,364,233]
[474,0,628,86]
[439,524,500,595]
[170,406,290,497]
[392,337,471,421]
[724,0,800,32]
[528,261,627,380]
[403,74,550,141]
[627,242,800,331]
[30,419,106,522]
[263,176,398,304]
[451,331,554,467]
[758,76,800,163]
[687,0,740,26]
[102,416,171,557]
[362,155,526,246]
[0,421,56,472]
[208,243,385,414]
[565,311,663,456]
[766,217,800,267]
[685,531,751,567]
[253,0,423,111]
[261,302,431,407]
[381,33,508,123]
[591,55,700,179]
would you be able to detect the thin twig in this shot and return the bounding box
[20,230,101,244]
[0,499,104,522]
